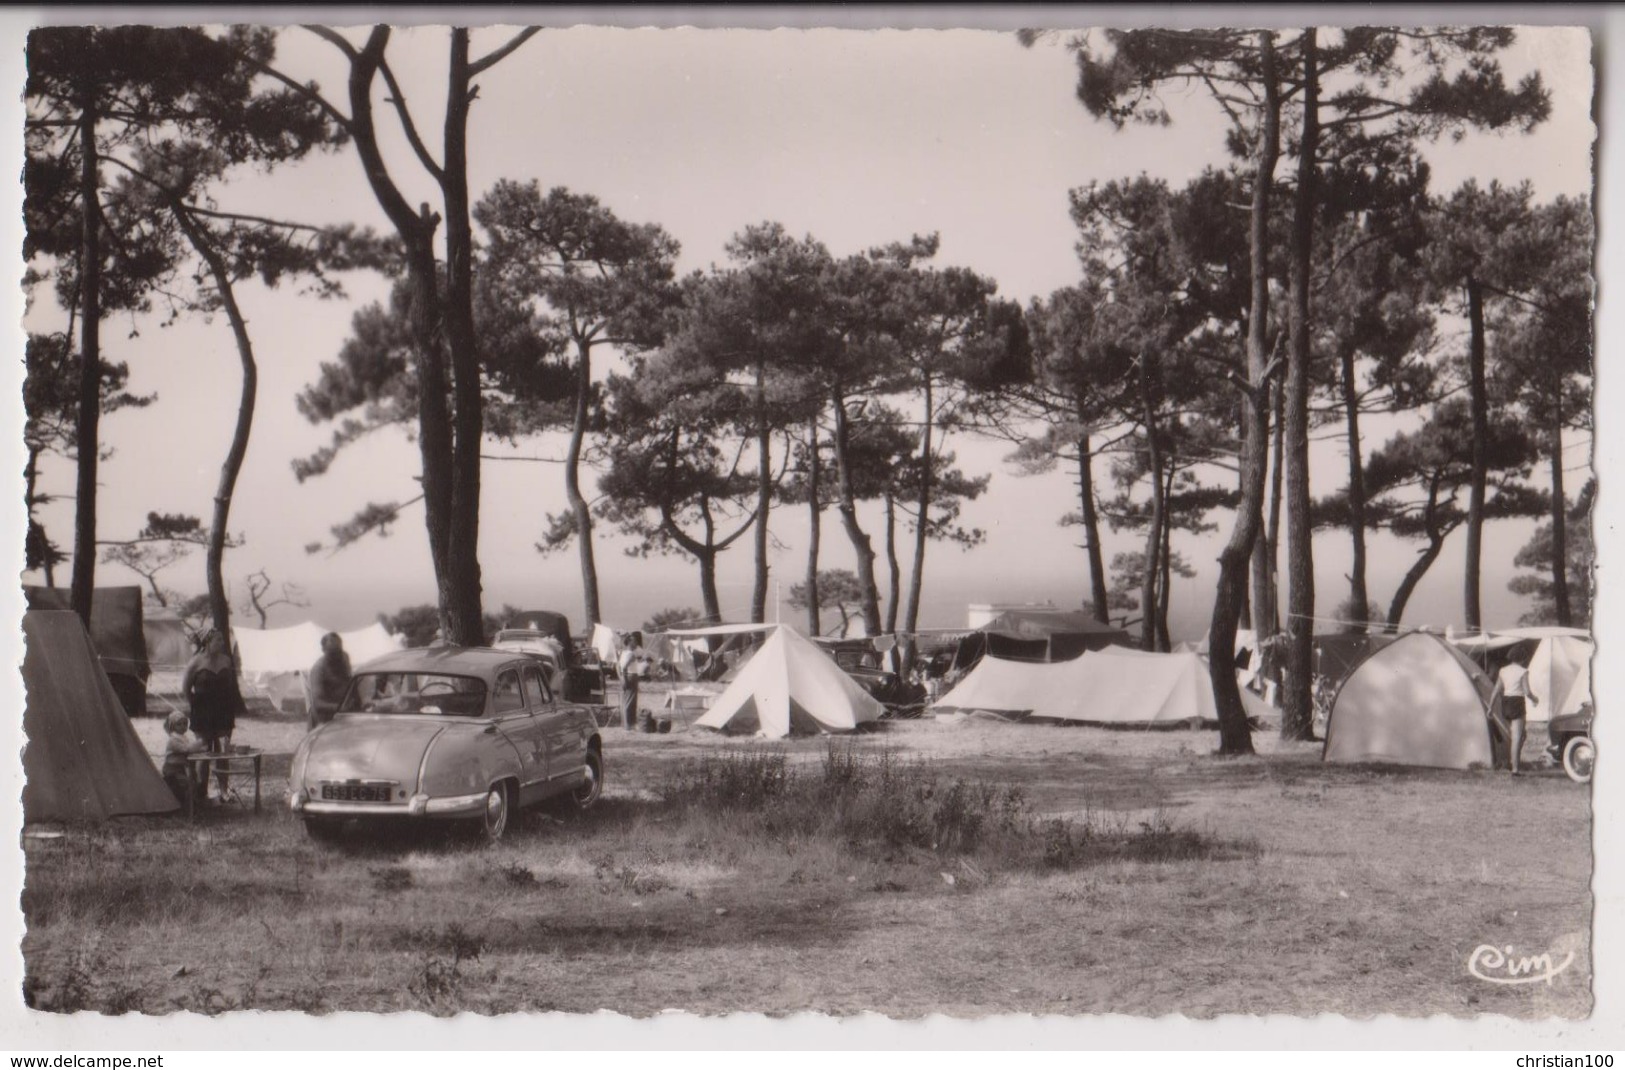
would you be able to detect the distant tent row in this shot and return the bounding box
[22,611,177,824]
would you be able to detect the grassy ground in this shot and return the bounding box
[23,700,1592,1018]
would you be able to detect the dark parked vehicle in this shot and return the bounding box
[289,647,604,843]
[1547,702,1594,783]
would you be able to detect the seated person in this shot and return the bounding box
[160,711,204,804]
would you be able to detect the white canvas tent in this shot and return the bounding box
[1526,634,1593,722]
[932,648,1220,725]
[337,622,407,666]
[1323,631,1495,770]
[230,621,404,708]
[693,626,883,737]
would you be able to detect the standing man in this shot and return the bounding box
[307,632,353,731]
[1498,658,1530,775]
[617,632,647,730]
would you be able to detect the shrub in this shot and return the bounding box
[661,745,1252,874]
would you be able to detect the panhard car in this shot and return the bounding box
[288,646,604,842]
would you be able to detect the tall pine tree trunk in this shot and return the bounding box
[1549,398,1570,625]
[884,491,901,636]
[751,362,771,623]
[1156,466,1174,651]
[831,388,882,636]
[344,31,455,640]
[173,204,256,639]
[70,64,101,627]
[1464,272,1487,631]
[1208,29,1276,756]
[566,340,601,624]
[805,418,822,634]
[441,30,486,644]
[1077,430,1110,623]
[903,378,935,665]
[1340,342,1370,629]
[1281,28,1319,741]
[1138,374,1164,652]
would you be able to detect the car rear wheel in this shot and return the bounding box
[1562,736,1594,784]
[478,783,510,842]
[569,750,603,812]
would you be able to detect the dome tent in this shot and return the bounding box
[1323,631,1496,770]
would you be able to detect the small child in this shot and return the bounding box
[160,711,202,805]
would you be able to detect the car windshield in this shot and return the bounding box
[339,672,489,717]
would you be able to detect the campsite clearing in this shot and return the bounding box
[24,709,1591,1018]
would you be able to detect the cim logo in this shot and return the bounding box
[1468,944,1576,986]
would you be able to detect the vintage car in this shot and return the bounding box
[288,647,604,842]
[1547,701,1595,784]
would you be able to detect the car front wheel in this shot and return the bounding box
[1562,736,1594,784]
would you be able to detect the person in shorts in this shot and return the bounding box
[1498,660,1530,775]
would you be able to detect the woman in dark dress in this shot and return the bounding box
[181,630,245,801]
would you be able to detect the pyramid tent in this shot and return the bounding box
[1525,634,1593,722]
[22,611,178,823]
[1323,631,1495,770]
[693,626,883,737]
[932,648,1218,725]
[24,585,150,715]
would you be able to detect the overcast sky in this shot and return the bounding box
[11,18,1599,637]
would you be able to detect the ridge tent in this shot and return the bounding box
[693,626,883,738]
[1322,631,1496,770]
[22,611,178,823]
[1526,634,1593,722]
[24,585,149,716]
[932,648,1219,726]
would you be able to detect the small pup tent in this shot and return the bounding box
[932,648,1219,725]
[1322,631,1495,770]
[693,626,883,738]
[22,611,178,823]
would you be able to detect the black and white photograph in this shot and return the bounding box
[4,5,1619,1049]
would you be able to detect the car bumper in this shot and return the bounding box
[292,791,489,818]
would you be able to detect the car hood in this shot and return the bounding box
[302,716,454,785]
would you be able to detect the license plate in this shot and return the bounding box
[321,782,393,802]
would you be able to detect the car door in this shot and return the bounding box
[526,663,586,789]
[490,667,546,799]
